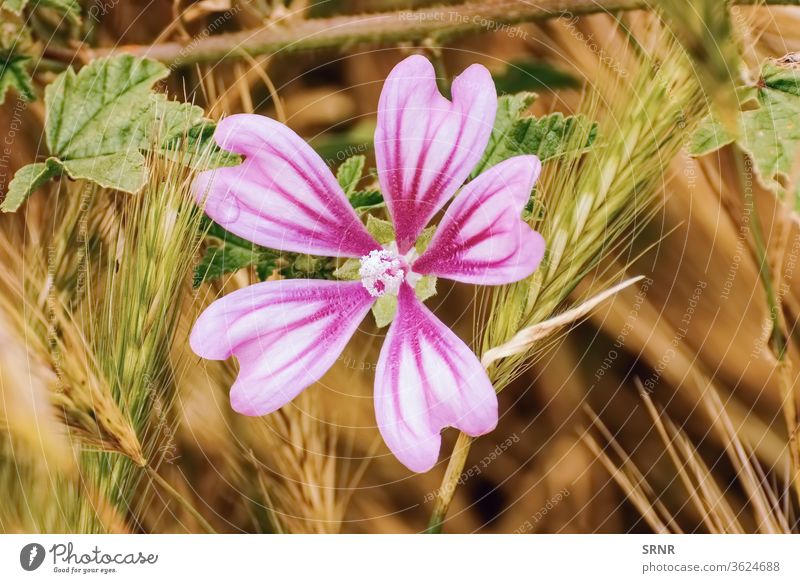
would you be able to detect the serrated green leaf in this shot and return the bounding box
[366,215,395,245]
[371,295,397,328]
[689,114,735,156]
[45,55,169,159]
[471,94,597,177]
[161,122,242,170]
[336,155,365,196]
[0,53,35,104]
[193,244,261,288]
[414,275,437,302]
[349,189,383,210]
[150,96,205,144]
[761,59,800,97]
[61,151,147,193]
[471,93,536,177]
[414,225,436,255]
[194,220,278,287]
[690,58,800,191]
[1,158,62,212]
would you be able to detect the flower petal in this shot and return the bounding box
[374,55,497,253]
[374,284,497,472]
[413,156,545,285]
[191,279,374,415]
[193,114,378,257]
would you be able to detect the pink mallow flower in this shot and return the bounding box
[190,55,545,472]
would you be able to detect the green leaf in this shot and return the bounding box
[0,54,35,104]
[493,60,579,94]
[193,245,261,288]
[472,92,536,177]
[194,220,278,287]
[1,158,62,212]
[366,215,395,245]
[414,225,436,255]
[333,257,361,280]
[414,275,437,302]
[349,189,383,210]
[689,58,800,191]
[61,151,147,193]
[45,55,169,159]
[2,0,28,14]
[371,295,397,328]
[150,96,206,144]
[689,114,735,157]
[471,93,597,177]
[336,155,365,196]
[161,122,242,170]
[35,0,81,23]
[739,60,800,190]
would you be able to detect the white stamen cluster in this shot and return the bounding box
[359,249,405,297]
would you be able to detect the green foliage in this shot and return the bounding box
[1,0,29,14]
[3,0,82,22]
[161,122,242,170]
[365,215,395,244]
[336,154,384,210]
[2,159,62,212]
[193,220,278,288]
[690,57,800,192]
[0,53,34,104]
[3,55,234,212]
[492,59,579,94]
[471,92,598,178]
[336,154,365,195]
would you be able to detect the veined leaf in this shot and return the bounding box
[61,151,147,193]
[472,93,597,178]
[45,55,169,158]
[161,122,242,170]
[336,155,365,196]
[193,220,278,287]
[690,57,800,192]
[4,55,236,212]
[0,53,35,104]
[349,189,383,210]
[1,159,62,212]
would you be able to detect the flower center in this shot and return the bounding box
[359,249,405,297]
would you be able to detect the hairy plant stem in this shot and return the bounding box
[78,0,799,66]
[425,432,472,533]
[733,147,800,505]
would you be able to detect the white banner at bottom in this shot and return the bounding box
[0,534,798,582]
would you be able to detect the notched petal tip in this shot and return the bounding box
[375,285,498,473]
[375,55,499,253]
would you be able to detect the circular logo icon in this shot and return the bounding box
[20,543,46,571]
